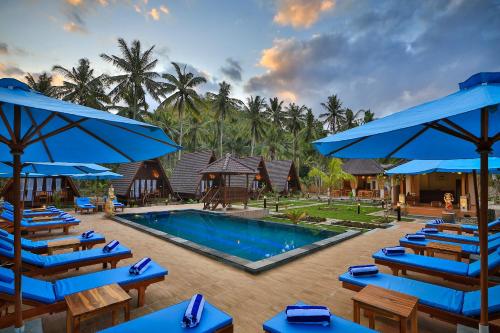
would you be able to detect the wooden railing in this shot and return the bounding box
[202,186,249,210]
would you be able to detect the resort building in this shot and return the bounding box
[231,156,272,199]
[341,159,386,199]
[170,150,216,200]
[111,159,173,206]
[266,160,301,195]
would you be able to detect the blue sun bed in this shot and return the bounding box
[372,248,500,285]
[112,198,125,211]
[75,197,96,213]
[1,210,79,234]
[98,299,233,333]
[263,302,377,333]
[0,228,105,254]
[2,201,59,218]
[422,230,500,245]
[399,237,479,256]
[0,238,132,275]
[426,219,500,234]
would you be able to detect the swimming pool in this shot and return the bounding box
[114,210,359,273]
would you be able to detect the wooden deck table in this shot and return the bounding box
[352,285,418,333]
[426,242,462,261]
[47,238,80,255]
[434,223,463,235]
[65,284,131,333]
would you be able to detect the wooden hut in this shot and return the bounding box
[199,154,257,210]
[232,156,272,199]
[0,176,80,208]
[111,159,172,206]
[341,159,385,199]
[170,150,216,200]
[266,160,301,195]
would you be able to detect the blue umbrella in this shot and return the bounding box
[0,78,180,330]
[71,171,123,180]
[385,158,500,175]
[0,162,110,177]
[314,72,500,331]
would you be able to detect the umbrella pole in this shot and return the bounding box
[472,170,480,223]
[478,108,490,332]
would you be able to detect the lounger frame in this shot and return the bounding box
[0,252,132,276]
[0,218,77,235]
[29,238,105,254]
[400,242,472,259]
[0,275,165,329]
[341,281,500,332]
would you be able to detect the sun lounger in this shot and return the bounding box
[422,230,500,245]
[112,198,125,212]
[2,201,59,218]
[0,228,105,254]
[98,299,233,333]
[0,210,79,234]
[263,302,377,333]
[399,237,480,257]
[426,219,500,234]
[339,271,500,330]
[0,238,132,276]
[0,262,167,327]
[372,248,500,285]
[75,197,96,214]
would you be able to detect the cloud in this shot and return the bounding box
[0,63,25,78]
[63,21,87,33]
[246,0,500,116]
[0,43,8,55]
[220,58,243,82]
[148,8,160,20]
[65,0,84,6]
[273,0,334,28]
[160,5,169,14]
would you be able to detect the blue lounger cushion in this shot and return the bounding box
[461,285,500,317]
[0,229,104,251]
[461,220,500,232]
[399,237,479,254]
[20,219,80,228]
[373,250,469,276]
[97,300,232,333]
[339,272,464,313]
[467,249,500,277]
[0,267,56,304]
[54,262,167,301]
[426,232,500,244]
[263,302,378,333]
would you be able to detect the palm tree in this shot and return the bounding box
[286,103,306,164]
[320,94,345,133]
[108,87,149,120]
[160,62,207,159]
[100,38,163,119]
[207,81,242,157]
[362,109,375,123]
[303,107,316,142]
[143,105,178,141]
[185,113,213,151]
[52,58,110,109]
[243,95,267,156]
[262,126,286,161]
[265,97,286,129]
[24,72,57,97]
[341,108,362,130]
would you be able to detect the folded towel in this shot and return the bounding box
[64,217,77,222]
[431,219,444,224]
[286,305,331,326]
[182,294,205,328]
[348,265,378,277]
[0,273,13,284]
[81,230,94,239]
[0,242,12,252]
[420,228,438,234]
[103,240,120,253]
[405,233,426,241]
[129,257,152,275]
[83,203,94,207]
[382,246,405,256]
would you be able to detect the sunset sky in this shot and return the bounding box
[0,0,499,116]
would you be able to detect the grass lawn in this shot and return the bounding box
[283,204,384,223]
[263,216,347,233]
[248,198,323,208]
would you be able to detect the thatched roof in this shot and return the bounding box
[266,160,300,193]
[112,162,142,196]
[200,154,257,175]
[341,159,384,175]
[171,150,216,196]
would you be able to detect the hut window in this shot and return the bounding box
[152,169,160,179]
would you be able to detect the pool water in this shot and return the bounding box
[120,210,338,261]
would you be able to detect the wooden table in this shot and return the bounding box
[352,285,418,333]
[434,223,462,234]
[426,242,462,261]
[65,284,131,333]
[47,238,80,255]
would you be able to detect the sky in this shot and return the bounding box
[0,0,499,117]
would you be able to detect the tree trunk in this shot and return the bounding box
[251,130,255,156]
[178,106,184,160]
[219,119,224,158]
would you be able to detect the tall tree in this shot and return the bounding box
[342,108,362,130]
[303,107,316,142]
[24,72,57,97]
[320,94,345,133]
[243,95,267,156]
[286,103,306,164]
[109,87,149,120]
[265,97,286,129]
[263,126,286,161]
[52,58,109,109]
[362,109,375,123]
[207,81,242,157]
[100,38,162,119]
[160,62,207,159]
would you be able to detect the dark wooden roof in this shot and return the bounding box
[200,154,257,175]
[171,150,216,196]
[231,156,272,188]
[341,159,384,175]
[111,162,142,196]
[267,160,299,193]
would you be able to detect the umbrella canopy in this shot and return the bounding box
[0,78,180,330]
[314,72,499,332]
[385,158,500,175]
[0,162,109,177]
[71,171,123,180]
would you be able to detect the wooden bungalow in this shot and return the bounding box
[341,159,385,199]
[199,154,257,210]
[170,150,216,200]
[231,156,272,199]
[266,160,301,195]
[0,176,80,208]
[111,159,173,206]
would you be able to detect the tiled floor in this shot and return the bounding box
[22,204,490,332]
